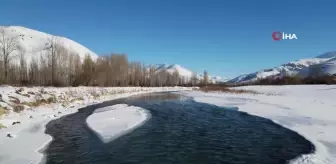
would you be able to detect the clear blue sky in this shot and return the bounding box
[1,0,336,78]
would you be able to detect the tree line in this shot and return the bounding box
[251,75,336,85]
[0,29,209,87]
[249,66,336,85]
[225,75,336,86]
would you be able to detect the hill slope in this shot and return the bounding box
[0,26,98,63]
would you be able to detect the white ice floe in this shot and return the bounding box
[0,86,191,164]
[86,104,150,143]
[181,85,336,164]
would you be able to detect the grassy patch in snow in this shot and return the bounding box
[0,123,6,129]
[70,97,84,103]
[22,99,47,107]
[21,96,56,107]
[0,105,8,129]
[0,106,6,116]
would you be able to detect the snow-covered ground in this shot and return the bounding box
[0,86,191,164]
[87,104,150,143]
[182,85,336,164]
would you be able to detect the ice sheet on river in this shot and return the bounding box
[86,104,151,143]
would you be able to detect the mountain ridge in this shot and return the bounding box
[229,52,336,84]
[150,64,226,83]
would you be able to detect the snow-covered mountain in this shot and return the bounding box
[228,52,336,84]
[0,26,98,63]
[155,64,193,78]
[150,64,224,83]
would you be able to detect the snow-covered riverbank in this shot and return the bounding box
[182,85,336,164]
[0,86,191,164]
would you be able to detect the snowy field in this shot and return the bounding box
[0,86,191,164]
[182,85,336,164]
[87,104,150,143]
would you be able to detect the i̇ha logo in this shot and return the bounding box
[272,31,298,41]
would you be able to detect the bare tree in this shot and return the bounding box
[203,70,208,87]
[19,52,28,85]
[0,57,3,83]
[29,56,39,85]
[172,70,180,86]
[47,36,61,85]
[68,52,82,86]
[95,56,109,86]
[42,54,51,85]
[141,63,147,86]
[81,54,95,86]
[0,28,19,82]
[191,72,198,86]
[148,66,156,87]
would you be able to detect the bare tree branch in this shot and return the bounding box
[0,27,19,82]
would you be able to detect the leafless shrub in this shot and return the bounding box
[47,96,56,103]
[13,105,24,113]
[8,96,20,104]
